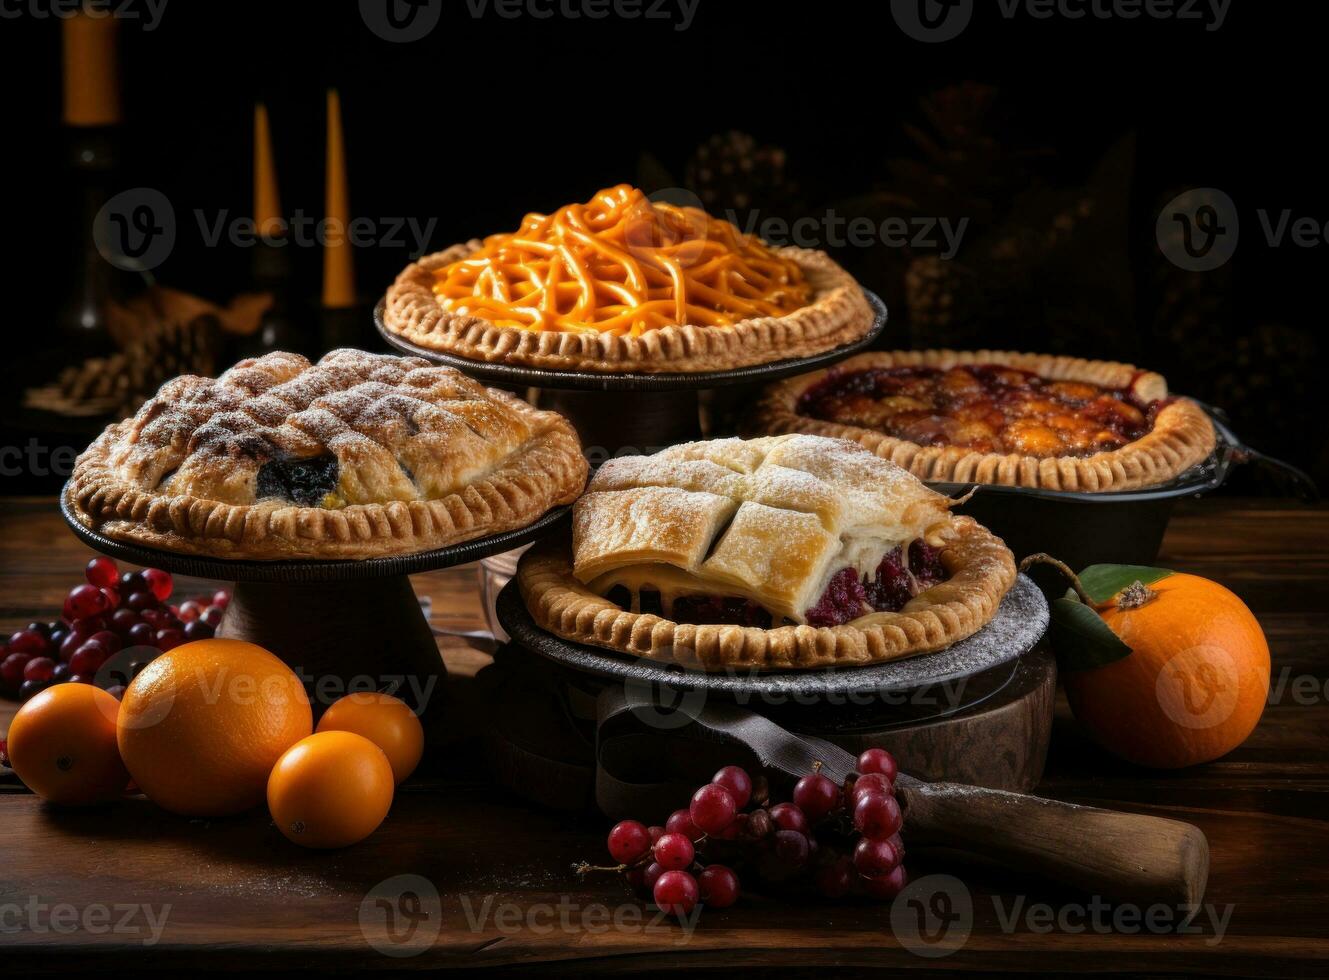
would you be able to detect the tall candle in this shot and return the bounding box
[63,9,121,126]
[254,102,283,239]
[322,88,356,309]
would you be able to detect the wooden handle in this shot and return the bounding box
[898,778,1210,906]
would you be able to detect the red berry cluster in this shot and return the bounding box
[0,557,231,704]
[587,748,907,920]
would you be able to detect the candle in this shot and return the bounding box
[254,102,283,240]
[322,88,355,309]
[63,8,121,127]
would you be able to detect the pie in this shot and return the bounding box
[517,434,1016,670]
[753,351,1217,491]
[66,349,588,560]
[382,184,874,373]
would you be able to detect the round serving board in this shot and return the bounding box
[484,574,1055,797]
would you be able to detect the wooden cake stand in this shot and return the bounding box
[374,291,889,453]
[59,490,570,730]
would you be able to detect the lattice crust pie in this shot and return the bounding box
[382,185,875,373]
[66,350,588,560]
[754,350,1217,491]
[518,434,1016,670]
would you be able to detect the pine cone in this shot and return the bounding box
[686,131,797,216]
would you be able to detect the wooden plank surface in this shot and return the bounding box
[1,497,1327,974]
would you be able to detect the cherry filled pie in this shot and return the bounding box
[382,185,874,373]
[66,350,588,560]
[518,434,1016,670]
[754,351,1216,491]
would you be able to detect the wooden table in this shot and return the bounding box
[2,497,1326,974]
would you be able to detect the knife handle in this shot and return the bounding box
[898,780,1209,906]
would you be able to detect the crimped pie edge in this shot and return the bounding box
[382,243,875,373]
[517,515,1016,671]
[752,349,1217,491]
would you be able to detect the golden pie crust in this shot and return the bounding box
[753,350,1217,491]
[66,349,588,560]
[383,247,874,374]
[517,435,1016,670]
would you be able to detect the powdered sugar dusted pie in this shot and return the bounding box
[518,434,1015,670]
[66,349,588,560]
[754,350,1216,491]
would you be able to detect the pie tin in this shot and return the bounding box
[373,290,890,391]
[59,489,572,583]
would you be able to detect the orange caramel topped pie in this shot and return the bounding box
[384,185,874,373]
[754,351,1217,492]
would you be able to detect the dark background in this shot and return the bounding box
[1,0,1326,492]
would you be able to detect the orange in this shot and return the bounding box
[117,639,312,817]
[6,684,129,805]
[316,692,424,784]
[267,731,394,848]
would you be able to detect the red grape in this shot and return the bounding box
[126,623,155,647]
[850,772,893,806]
[19,679,48,701]
[815,854,856,898]
[1,653,32,689]
[853,836,902,878]
[155,628,185,652]
[7,630,50,657]
[793,772,840,822]
[665,808,702,841]
[85,557,119,588]
[110,608,140,633]
[711,765,753,808]
[768,801,810,835]
[201,606,224,627]
[771,829,810,870]
[68,643,109,676]
[178,601,204,623]
[88,630,122,654]
[105,685,126,700]
[647,825,665,843]
[652,870,699,917]
[127,591,158,613]
[861,864,908,899]
[689,783,737,835]
[22,657,55,683]
[652,832,695,871]
[183,620,215,641]
[64,585,108,621]
[642,861,665,893]
[100,587,120,611]
[853,792,903,841]
[698,864,740,908]
[606,820,652,864]
[857,747,898,782]
[211,590,231,609]
[144,568,174,602]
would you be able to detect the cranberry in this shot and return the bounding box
[155,628,185,652]
[689,783,737,836]
[64,584,108,621]
[853,836,902,877]
[793,772,840,823]
[144,568,173,602]
[19,679,48,701]
[69,616,105,640]
[201,606,224,627]
[606,820,652,865]
[100,586,120,611]
[88,630,123,654]
[85,556,119,588]
[22,657,55,683]
[24,622,51,638]
[8,629,50,657]
[127,591,158,613]
[126,623,155,647]
[1,653,32,688]
[178,600,205,623]
[51,663,71,683]
[805,567,870,627]
[211,590,230,609]
[665,808,702,841]
[857,747,898,781]
[105,684,126,700]
[69,643,109,676]
[183,620,215,641]
[853,793,903,841]
[698,864,740,908]
[652,832,695,872]
[67,674,92,685]
[110,609,140,634]
[652,870,699,917]
[768,801,810,835]
[711,765,753,808]
[119,570,148,595]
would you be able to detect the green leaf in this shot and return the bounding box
[1075,564,1174,605]
[1048,596,1133,673]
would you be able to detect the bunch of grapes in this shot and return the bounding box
[0,557,230,703]
[583,748,907,919]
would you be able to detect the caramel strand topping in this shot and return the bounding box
[430,185,812,336]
